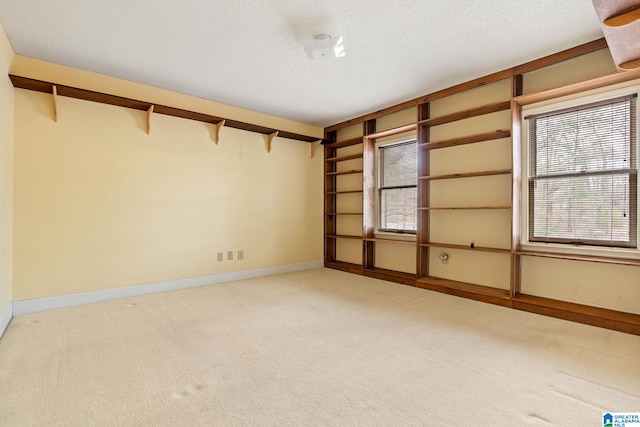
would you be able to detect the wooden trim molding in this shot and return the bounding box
[10,75,320,143]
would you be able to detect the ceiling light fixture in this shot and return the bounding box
[310,34,346,60]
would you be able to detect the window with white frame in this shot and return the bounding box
[376,140,417,234]
[525,93,637,249]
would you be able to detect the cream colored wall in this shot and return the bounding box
[0,22,14,315]
[13,90,323,301]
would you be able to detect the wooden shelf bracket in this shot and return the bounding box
[310,139,322,159]
[52,85,58,122]
[214,119,226,144]
[267,131,279,153]
[147,105,154,135]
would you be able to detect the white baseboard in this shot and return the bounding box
[12,260,323,316]
[0,303,12,338]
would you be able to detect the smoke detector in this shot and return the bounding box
[309,34,346,60]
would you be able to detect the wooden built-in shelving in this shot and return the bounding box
[323,39,640,336]
[419,129,511,150]
[419,206,511,211]
[419,168,512,181]
[418,100,511,127]
[325,212,363,216]
[416,276,511,307]
[325,169,363,176]
[420,242,510,254]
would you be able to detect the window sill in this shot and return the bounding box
[520,242,640,260]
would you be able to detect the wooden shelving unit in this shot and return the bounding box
[323,39,640,335]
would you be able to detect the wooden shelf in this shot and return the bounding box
[325,137,363,149]
[516,250,640,267]
[325,153,363,162]
[420,242,510,254]
[325,169,364,176]
[364,237,417,246]
[325,212,363,216]
[419,129,511,150]
[326,234,362,240]
[512,294,640,335]
[9,75,320,143]
[418,101,511,127]
[416,276,511,307]
[363,123,417,140]
[603,7,640,27]
[418,205,511,211]
[419,168,511,181]
[326,190,363,195]
[619,58,640,71]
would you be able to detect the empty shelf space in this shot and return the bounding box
[325,212,363,216]
[325,169,364,176]
[326,153,363,162]
[326,234,362,240]
[419,168,511,181]
[418,100,511,127]
[419,129,511,150]
[326,190,363,195]
[418,205,511,211]
[364,237,417,245]
[416,276,511,306]
[420,242,510,254]
[325,137,363,149]
[516,250,640,267]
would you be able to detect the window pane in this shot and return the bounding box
[534,100,633,176]
[380,187,417,231]
[381,143,417,187]
[531,174,635,245]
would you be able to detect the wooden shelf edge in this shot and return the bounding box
[365,237,417,246]
[419,205,511,211]
[420,242,510,254]
[327,190,364,195]
[326,234,362,240]
[416,276,511,307]
[325,212,363,216]
[512,294,640,335]
[515,251,640,267]
[325,153,364,162]
[419,168,512,181]
[325,169,364,176]
[324,260,363,275]
[419,129,512,150]
[419,100,511,127]
[325,137,363,149]
[362,267,417,287]
[9,75,320,143]
[363,123,417,140]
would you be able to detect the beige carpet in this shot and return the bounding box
[0,268,639,426]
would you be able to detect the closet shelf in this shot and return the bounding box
[364,237,417,245]
[418,100,511,127]
[419,129,511,150]
[418,169,511,181]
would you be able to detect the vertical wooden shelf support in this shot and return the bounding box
[214,119,226,144]
[52,85,58,122]
[267,131,279,153]
[147,105,154,135]
[310,140,323,159]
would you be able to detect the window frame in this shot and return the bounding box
[521,83,640,259]
[374,138,418,238]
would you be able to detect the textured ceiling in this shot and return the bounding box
[0,1,603,127]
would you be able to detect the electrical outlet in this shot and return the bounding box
[217,252,223,262]
[238,250,244,260]
[227,251,234,260]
